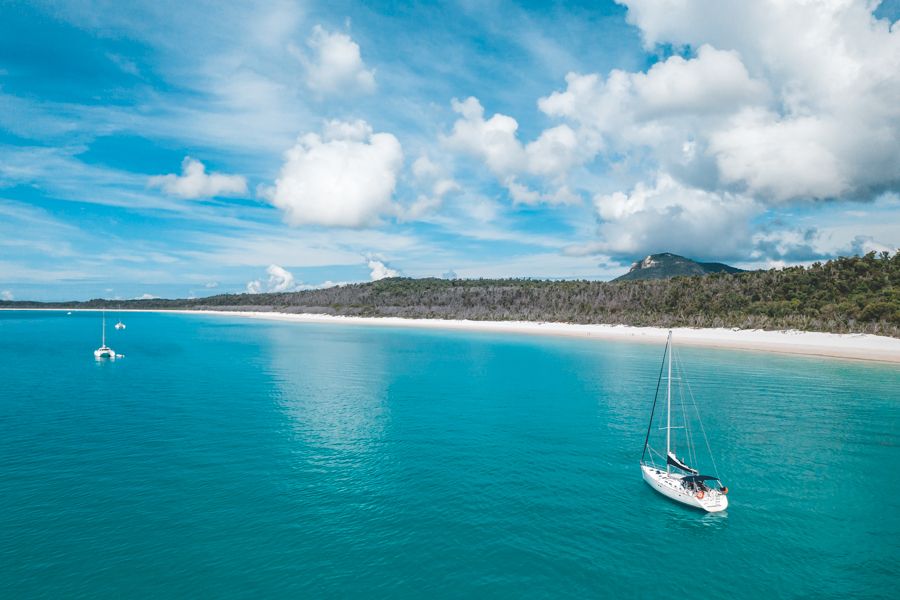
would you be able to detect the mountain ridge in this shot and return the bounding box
[612,252,745,282]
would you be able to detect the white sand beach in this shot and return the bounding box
[6,308,900,363]
[173,310,900,364]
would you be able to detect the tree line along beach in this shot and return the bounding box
[4,253,900,363]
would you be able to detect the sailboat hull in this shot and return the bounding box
[94,345,115,359]
[641,465,728,512]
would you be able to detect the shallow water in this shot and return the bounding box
[1,311,898,598]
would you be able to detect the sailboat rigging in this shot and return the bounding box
[640,332,729,512]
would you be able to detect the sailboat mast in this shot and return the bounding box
[102,310,106,346]
[666,331,672,474]
[641,336,668,464]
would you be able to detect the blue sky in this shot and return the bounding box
[1,0,899,301]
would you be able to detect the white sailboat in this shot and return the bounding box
[640,332,729,512]
[114,319,126,330]
[93,310,117,359]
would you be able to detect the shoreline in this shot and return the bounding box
[6,307,900,364]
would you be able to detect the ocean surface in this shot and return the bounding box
[1,310,898,598]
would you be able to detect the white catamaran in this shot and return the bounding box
[93,310,117,359]
[640,332,729,512]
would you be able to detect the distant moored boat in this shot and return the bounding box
[94,310,118,359]
[114,320,126,330]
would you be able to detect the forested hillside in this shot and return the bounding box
[5,252,899,336]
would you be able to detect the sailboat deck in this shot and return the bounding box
[641,464,727,512]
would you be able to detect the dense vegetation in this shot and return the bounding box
[5,252,899,336]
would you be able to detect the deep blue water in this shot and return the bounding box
[1,310,898,598]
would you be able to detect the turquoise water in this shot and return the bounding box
[1,311,898,598]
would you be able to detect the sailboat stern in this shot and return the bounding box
[699,489,728,512]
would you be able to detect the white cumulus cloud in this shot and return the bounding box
[368,258,399,280]
[402,153,461,219]
[301,25,376,94]
[445,97,583,204]
[149,157,248,199]
[412,155,441,180]
[537,45,769,190]
[540,0,900,203]
[322,118,373,142]
[446,97,527,177]
[534,0,900,261]
[267,120,403,228]
[1,290,13,301]
[246,264,298,293]
[525,124,582,177]
[434,0,900,262]
[586,174,760,259]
